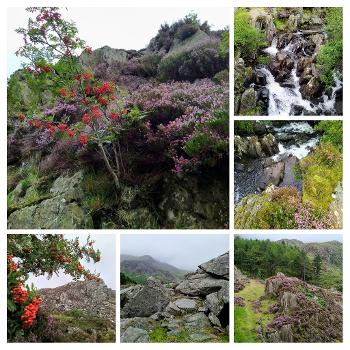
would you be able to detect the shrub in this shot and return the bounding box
[158,42,227,82]
[300,143,342,211]
[316,7,343,86]
[175,23,198,40]
[234,9,264,62]
[314,120,343,148]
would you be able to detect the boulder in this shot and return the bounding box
[176,272,228,296]
[121,327,149,343]
[257,161,285,190]
[239,87,257,115]
[174,298,197,313]
[199,252,229,279]
[300,76,322,99]
[121,277,170,318]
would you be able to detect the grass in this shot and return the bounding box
[149,326,189,343]
[234,280,274,343]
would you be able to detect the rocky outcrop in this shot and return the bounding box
[234,134,278,160]
[263,273,343,343]
[120,252,229,343]
[39,280,116,319]
[8,171,93,229]
[234,266,249,292]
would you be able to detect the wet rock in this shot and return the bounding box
[257,161,285,190]
[300,76,322,99]
[255,71,267,85]
[240,87,257,115]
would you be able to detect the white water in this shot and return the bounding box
[273,121,314,134]
[259,34,342,116]
[258,67,316,115]
[272,137,319,161]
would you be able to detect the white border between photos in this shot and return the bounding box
[0,0,348,349]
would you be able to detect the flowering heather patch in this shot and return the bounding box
[234,296,246,307]
[267,315,296,329]
[128,79,229,174]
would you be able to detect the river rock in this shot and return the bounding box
[257,161,285,190]
[121,277,170,318]
[240,87,257,114]
[300,76,322,99]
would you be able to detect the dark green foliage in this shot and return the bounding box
[316,8,343,86]
[120,272,137,285]
[122,272,147,285]
[235,237,315,282]
[313,254,322,279]
[234,120,255,134]
[314,120,343,148]
[234,9,264,62]
[175,23,198,41]
[158,44,227,82]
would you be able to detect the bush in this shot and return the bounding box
[300,143,342,211]
[316,8,343,86]
[314,120,343,148]
[234,9,264,62]
[175,23,198,40]
[158,43,227,82]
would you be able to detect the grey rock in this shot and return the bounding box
[199,252,229,279]
[121,277,170,317]
[174,298,197,313]
[121,327,149,343]
[239,87,257,115]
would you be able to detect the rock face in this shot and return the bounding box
[264,273,343,343]
[39,280,116,319]
[234,266,249,292]
[234,134,278,160]
[120,252,229,343]
[7,171,93,229]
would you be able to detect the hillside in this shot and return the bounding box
[121,255,188,283]
[234,269,342,343]
[7,9,229,230]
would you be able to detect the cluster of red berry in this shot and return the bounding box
[21,297,42,329]
[11,282,28,304]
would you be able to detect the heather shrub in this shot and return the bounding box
[175,23,198,40]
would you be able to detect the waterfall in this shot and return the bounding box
[256,67,316,115]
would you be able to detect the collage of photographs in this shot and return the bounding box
[3,1,346,348]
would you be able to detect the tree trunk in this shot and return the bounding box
[98,143,120,190]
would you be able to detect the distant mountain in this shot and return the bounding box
[120,254,188,283]
[278,239,342,267]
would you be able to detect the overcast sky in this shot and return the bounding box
[235,234,343,243]
[120,234,229,271]
[27,234,116,290]
[7,7,229,76]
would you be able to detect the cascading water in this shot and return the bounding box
[257,66,316,115]
[258,32,342,116]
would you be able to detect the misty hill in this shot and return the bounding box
[277,239,342,267]
[121,254,188,283]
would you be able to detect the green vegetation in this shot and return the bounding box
[316,7,343,86]
[235,236,342,292]
[149,326,189,343]
[273,18,287,31]
[234,120,255,134]
[120,272,137,285]
[257,55,272,65]
[315,120,343,148]
[234,9,264,62]
[234,280,274,342]
[300,142,342,211]
[121,271,148,285]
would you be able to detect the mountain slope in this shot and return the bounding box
[121,255,188,283]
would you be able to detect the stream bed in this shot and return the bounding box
[234,122,320,203]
